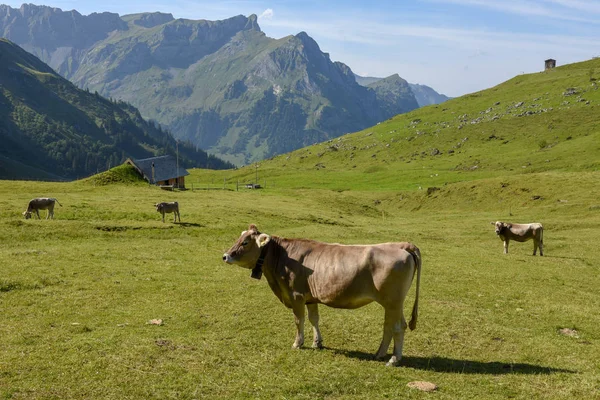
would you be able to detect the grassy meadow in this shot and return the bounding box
[2,60,600,399]
[1,167,599,399]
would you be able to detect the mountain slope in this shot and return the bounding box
[201,57,600,193]
[355,74,451,107]
[0,4,424,165]
[409,83,451,107]
[0,38,233,180]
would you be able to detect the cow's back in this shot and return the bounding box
[299,242,415,308]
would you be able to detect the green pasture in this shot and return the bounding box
[1,167,599,399]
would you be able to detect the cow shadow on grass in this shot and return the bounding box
[175,222,204,228]
[325,348,573,375]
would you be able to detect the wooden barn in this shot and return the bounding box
[126,155,189,189]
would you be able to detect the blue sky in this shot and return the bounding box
[3,0,600,96]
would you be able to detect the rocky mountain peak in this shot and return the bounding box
[129,12,175,28]
[245,14,259,31]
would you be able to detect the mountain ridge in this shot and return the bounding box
[0,38,233,180]
[1,4,449,165]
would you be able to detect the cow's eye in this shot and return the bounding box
[242,240,248,246]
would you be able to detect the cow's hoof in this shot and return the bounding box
[385,356,401,367]
[312,341,323,349]
[292,342,304,349]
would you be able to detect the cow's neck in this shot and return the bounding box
[256,237,294,307]
[251,242,270,280]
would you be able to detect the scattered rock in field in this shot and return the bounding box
[427,187,440,196]
[407,381,438,392]
[563,88,578,96]
[148,319,164,326]
[558,328,579,338]
[155,339,173,348]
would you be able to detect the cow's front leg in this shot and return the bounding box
[291,302,305,349]
[504,240,509,254]
[306,304,323,349]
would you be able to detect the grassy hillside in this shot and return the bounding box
[187,57,599,192]
[2,59,600,399]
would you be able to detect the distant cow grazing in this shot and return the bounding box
[492,221,544,256]
[155,201,180,223]
[23,198,62,219]
[223,224,422,366]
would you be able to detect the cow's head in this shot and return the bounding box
[492,221,510,235]
[23,211,32,219]
[155,203,163,212]
[223,224,271,271]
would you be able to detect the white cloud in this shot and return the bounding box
[259,8,274,20]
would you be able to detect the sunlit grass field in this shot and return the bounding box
[2,58,600,399]
[1,166,599,399]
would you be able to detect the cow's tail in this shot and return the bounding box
[54,198,62,207]
[407,246,421,331]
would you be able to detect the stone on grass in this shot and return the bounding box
[407,381,438,392]
[558,328,579,338]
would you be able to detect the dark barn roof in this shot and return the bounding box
[126,155,189,183]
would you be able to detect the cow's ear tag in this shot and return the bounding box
[257,233,271,248]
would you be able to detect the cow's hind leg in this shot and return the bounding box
[306,304,323,349]
[388,312,408,367]
[291,302,305,349]
[375,308,396,361]
[376,307,407,366]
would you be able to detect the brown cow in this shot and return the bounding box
[155,201,180,223]
[492,221,544,256]
[23,198,62,219]
[222,224,422,366]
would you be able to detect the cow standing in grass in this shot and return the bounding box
[492,221,544,255]
[23,198,62,219]
[223,224,422,367]
[155,201,180,223]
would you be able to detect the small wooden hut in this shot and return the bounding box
[126,155,189,189]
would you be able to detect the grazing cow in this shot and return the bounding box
[23,198,62,219]
[155,201,180,223]
[492,221,544,256]
[222,224,422,366]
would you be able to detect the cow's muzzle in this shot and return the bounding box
[223,253,233,263]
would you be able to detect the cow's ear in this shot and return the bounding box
[257,233,271,248]
[248,224,258,233]
[490,222,495,225]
